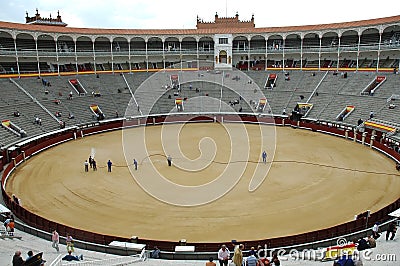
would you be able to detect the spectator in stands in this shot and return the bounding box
[334,254,355,266]
[68,91,73,100]
[206,257,217,266]
[249,246,256,256]
[369,111,374,119]
[151,246,160,258]
[98,113,105,121]
[26,250,33,260]
[258,257,270,266]
[13,111,20,117]
[6,218,15,235]
[52,229,60,252]
[12,250,25,266]
[3,217,10,230]
[232,244,243,266]
[270,251,280,266]
[107,159,113,172]
[355,236,369,251]
[217,244,230,266]
[246,252,258,266]
[255,245,265,259]
[357,119,363,126]
[386,221,397,240]
[68,113,74,119]
[19,129,26,138]
[62,250,83,261]
[25,252,46,266]
[367,235,376,248]
[372,222,381,239]
[115,111,119,118]
[66,233,74,252]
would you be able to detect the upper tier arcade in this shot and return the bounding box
[0,14,399,74]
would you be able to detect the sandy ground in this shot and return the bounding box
[5,123,400,243]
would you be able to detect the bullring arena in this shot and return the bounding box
[1,7,400,266]
[5,121,400,243]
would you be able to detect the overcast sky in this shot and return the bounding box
[0,0,399,29]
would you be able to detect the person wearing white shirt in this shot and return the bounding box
[372,222,380,239]
[217,244,230,266]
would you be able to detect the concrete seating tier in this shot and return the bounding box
[0,71,399,147]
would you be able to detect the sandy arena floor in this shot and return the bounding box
[5,123,400,243]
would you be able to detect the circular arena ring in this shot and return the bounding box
[2,68,400,255]
[2,114,400,253]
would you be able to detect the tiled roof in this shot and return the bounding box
[0,15,399,36]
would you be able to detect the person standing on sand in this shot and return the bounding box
[262,151,267,164]
[107,160,112,172]
[84,160,89,172]
[167,155,172,167]
[92,159,97,171]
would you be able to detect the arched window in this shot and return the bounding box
[219,50,227,64]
